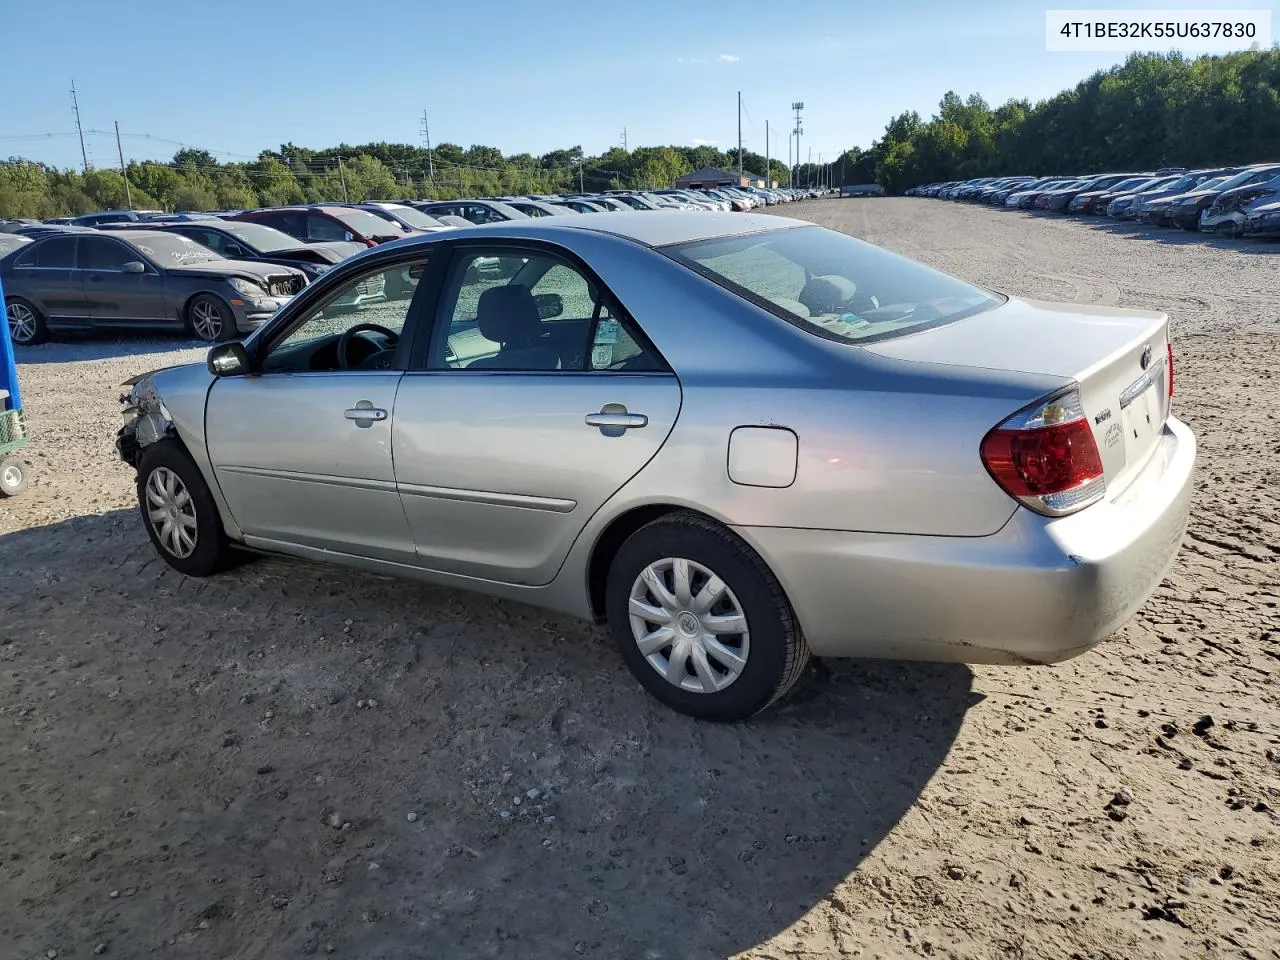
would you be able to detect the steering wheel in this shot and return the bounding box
[337,323,400,370]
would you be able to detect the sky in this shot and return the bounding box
[1,0,1274,171]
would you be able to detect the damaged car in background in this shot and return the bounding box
[3,230,305,345]
[115,212,1196,723]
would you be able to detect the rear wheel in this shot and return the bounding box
[136,441,236,576]
[605,512,809,721]
[187,294,236,342]
[0,455,29,497]
[6,298,47,346]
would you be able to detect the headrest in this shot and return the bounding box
[476,285,542,344]
[798,274,856,314]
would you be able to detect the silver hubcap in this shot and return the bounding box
[2,464,21,488]
[146,466,198,559]
[7,303,36,344]
[191,300,223,341]
[628,557,750,694]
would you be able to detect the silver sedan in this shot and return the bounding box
[115,212,1196,721]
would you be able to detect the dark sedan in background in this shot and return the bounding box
[114,220,363,280]
[2,230,304,345]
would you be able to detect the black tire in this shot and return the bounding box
[0,455,29,497]
[6,297,48,346]
[136,441,235,577]
[605,511,810,722]
[186,294,237,343]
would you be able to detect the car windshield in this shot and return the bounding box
[375,204,444,229]
[221,222,304,253]
[1194,176,1230,192]
[1106,177,1151,192]
[331,208,405,237]
[665,225,1001,344]
[131,234,224,265]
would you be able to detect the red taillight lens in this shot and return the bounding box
[1166,341,1174,397]
[980,390,1105,517]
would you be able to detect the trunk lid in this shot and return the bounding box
[863,296,1172,497]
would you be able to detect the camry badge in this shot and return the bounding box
[1140,345,1153,370]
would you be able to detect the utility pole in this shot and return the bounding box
[579,153,584,193]
[419,109,434,189]
[808,147,812,188]
[791,101,804,191]
[765,119,770,188]
[114,121,132,209]
[337,155,349,202]
[71,79,89,173]
[737,91,743,182]
[621,127,628,152]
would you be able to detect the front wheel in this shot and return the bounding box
[187,294,236,343]
[136,441,236,576]
[605,512,810,721]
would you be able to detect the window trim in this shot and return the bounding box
[407,238,670,376]
[246,251,440,375]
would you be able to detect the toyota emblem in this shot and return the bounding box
[1140,345,1152,370]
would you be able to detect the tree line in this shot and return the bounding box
[0,141,792,219]
[832,48,1280,193]
[3,48,1276,218]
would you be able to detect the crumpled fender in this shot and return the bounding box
[116,373,175,467]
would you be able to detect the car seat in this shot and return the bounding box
[467,285,561,370]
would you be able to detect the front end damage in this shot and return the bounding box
[116,374,175,470]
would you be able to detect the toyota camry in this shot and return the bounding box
[115,212,1195,721]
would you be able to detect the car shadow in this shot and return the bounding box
[13,335,209,365]
[1,510,978,959]
[1079,219,1279,252]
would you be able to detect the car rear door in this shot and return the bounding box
[392,244,681,586]
[10,236,86,322]
[81,235,166,324]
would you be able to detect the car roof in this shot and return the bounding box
[422,210,806,247]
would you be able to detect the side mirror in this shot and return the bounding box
[122,261,146,274]
[534,292,564,320]
[207,341,251,377]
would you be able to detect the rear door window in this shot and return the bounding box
[24,236,79,268]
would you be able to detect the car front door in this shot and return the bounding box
[392,245,682,585]
[204,255,430,562]
[80,235,166,324]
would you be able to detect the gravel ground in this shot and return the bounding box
[1,200,1277,960]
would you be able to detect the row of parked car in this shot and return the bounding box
[1,186,834,345]
[905,164,1280,238]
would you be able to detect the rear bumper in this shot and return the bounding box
[735,416,1195,665]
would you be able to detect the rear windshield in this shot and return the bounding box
[663,225,1000,344]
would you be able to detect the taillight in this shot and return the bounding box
[980,390,1106,517]
[1166,341,1174,398]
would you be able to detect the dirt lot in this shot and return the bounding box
[2,200,1277,960]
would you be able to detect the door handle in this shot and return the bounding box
[585,412,647,428]
[585,403,647,436]
[89,275,104,283]
[344,401,388,428]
